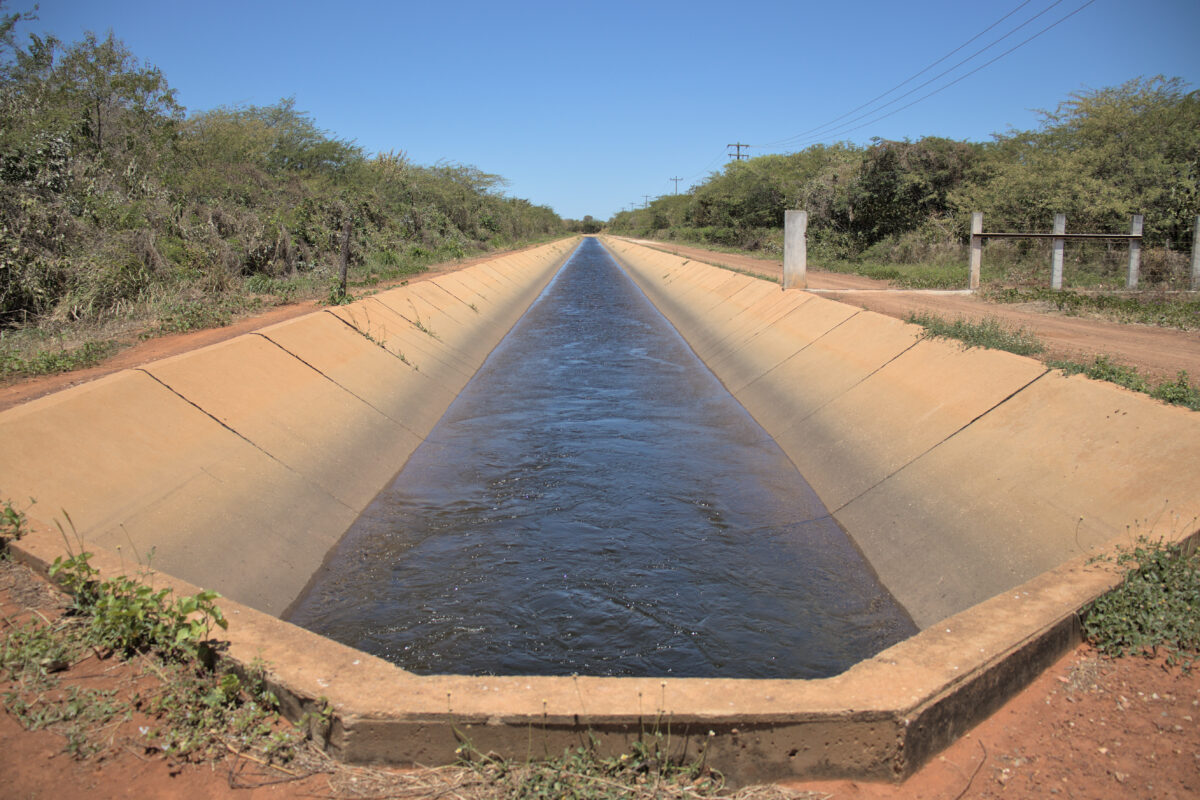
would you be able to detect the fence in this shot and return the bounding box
[782,211,1200,292]
[970,213,1200,292]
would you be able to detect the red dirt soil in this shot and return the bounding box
[3,239,1199,798]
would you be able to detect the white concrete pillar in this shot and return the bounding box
[1126,214,1143,289]
[1051,214,1066,290]
[969,212,983,291]
[783,210,808,290]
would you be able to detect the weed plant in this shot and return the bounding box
[456,726,725,800]
[1,497,28,548]
[1084,537,1200,669]
[1050,356,1200,411]
[0,338,118,379]
[0,507,312,763]
[905,312,1045,356]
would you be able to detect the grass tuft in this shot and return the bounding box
[905,312,1045,356]
[456,726,727,800]
[1050,357,1200,411]
[0,339,119,379]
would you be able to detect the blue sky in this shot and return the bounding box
[21,0,1200,221]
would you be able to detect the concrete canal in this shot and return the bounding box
[287,238,916,678]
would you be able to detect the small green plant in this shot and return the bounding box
[47,547,227,659]
[906,312,1045,356]
[1,497,30,549]
[0,339,118,378]
[1150,371,1200,411]
[1051,355,1150,393]
[455,726,723,800]
[1084,537,1200,669]
[325,281,354,306]
[0,503,307,764]
[1050,357,1200,411]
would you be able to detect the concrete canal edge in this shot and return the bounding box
[3,235,1200,784]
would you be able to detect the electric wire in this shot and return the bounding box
[778,0,1097,149]
[757,0,1070,150]
[752,0,1039,149]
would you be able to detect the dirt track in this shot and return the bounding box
[622,238,1200,384]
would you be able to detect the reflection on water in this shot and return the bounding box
[286,238,916,678]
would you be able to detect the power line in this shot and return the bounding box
[754,0,1073,150]
[783,0,1097,149]
[753,0,1039,148]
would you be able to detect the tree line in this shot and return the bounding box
[0,4,564,330]
[610,76,1198,280]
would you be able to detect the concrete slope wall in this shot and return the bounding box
[0,238,579,616]
[602,236,1200,628]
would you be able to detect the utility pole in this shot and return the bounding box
[670,176,682,193]
[727,142,750,161]
[643,195,653,208]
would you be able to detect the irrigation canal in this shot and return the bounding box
[286,238,916,678]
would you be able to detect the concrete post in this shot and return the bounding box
[1051,214,1066,290]
[783,210,808,290]
[1191,215,1200,291]
[1126,214,1143,289]
[969,212,983,291]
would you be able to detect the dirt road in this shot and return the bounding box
[621,238,1200,383]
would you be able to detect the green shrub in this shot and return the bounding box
[1084,538,1200,668]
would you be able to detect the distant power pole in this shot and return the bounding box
[727,142,750,161]
[643,195,653,208]
[670,176,682,193]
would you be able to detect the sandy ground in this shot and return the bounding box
[622,238,1200,384]
[3,237,1199,797]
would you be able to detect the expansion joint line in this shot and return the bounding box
[250,333,420,437]
[737,309,870,409]
[429,281,478,314]
[321,308,408,365]
[783,326,927,431]
[134,368,353,513]
[831,368,1052,515]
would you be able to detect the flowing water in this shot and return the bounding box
[287,238,916,678]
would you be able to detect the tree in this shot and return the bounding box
[51,31,181,161]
